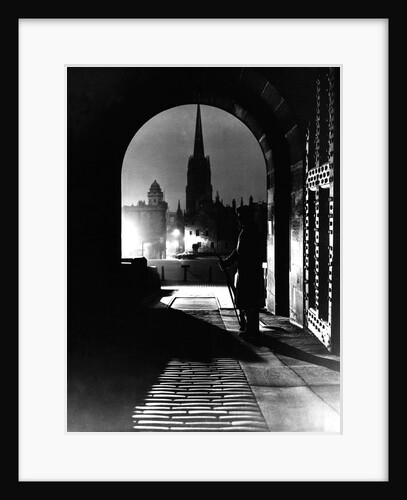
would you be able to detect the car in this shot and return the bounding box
[175,251,197,259]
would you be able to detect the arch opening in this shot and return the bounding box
[68,67,312,335]
[119,90,295,320]
[121,104,268,268]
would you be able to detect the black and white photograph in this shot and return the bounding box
[19,19,388,482]
[67,66,341,433]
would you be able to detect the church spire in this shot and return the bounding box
[177,199,183,216]
[193,104,205,158]
[186,103,212,214]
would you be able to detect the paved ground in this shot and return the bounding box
[139,284,341,433]
[67,283,340,433]
[132,355,269,432]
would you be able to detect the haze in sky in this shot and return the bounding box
[122,104,266,212]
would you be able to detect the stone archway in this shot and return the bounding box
[117,68,304,324]
[67,67,309,332]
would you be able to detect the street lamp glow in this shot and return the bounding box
[172,229,180,237]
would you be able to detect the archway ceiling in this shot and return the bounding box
[68,66,311,169]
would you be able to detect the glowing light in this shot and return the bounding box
[172,229,180,237]
[122,215,143,258]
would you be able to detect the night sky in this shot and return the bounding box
[122,104,267,212]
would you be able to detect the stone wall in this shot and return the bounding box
[67,66,339,346]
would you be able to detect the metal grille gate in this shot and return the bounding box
[304,69,336,351]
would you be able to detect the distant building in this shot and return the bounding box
[186,104,213,214]
[122,180,168,259]
[166,199,185,255]
[122,105,267,260]
[183,104,267,256]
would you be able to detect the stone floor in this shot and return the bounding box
[67,283,340,433]
[139,284,341,433]
[132,355,269,432]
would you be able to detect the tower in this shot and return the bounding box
[176,199,183,221]
[186,104,213,214]
[148,179,165,206]
[122,179,168,259]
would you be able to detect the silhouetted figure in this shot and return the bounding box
[219,205,265,339]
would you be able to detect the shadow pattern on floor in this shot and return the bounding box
[67,305,263,432]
